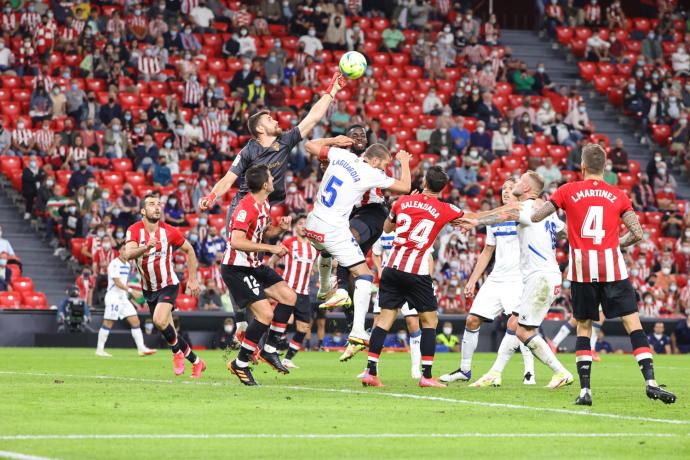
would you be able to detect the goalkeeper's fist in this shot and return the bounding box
[198,192,217,211]
[325,72,347,98]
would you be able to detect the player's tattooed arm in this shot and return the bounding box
[557,225,568,241]
[619,210,643,248]
[530,201,557,223]
[475,203,520,226]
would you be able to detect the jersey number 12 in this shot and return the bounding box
[581,206,605,245]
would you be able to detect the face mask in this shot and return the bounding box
[198,154,207,161]
[308,30,316,37]
[605,165,612,172]
[651,97,658,103]
[671,284,678,292]
[658,168,666,175]
[655,155,662,162]
[0,259,5,266]
[469,150,478,158]
[440,148,449,156]
[69,206,77,214]
[224,325,234,334]
[102,242,112,250]
[440,128,447,134]
[645,297,653,305]
[397,332,407,341]
[287,63,294,69]
[476,127,485,134]
[199,179,208,187]
[254,80,262,87]
[443,327,453,336]
[17,122,25,129]
[578,106,586,113]
[662,267,671,275]
[189,234,198,242]
[631,268,639,277]
[644,84,652,91]
[112,208,121,217]
[46,180,54,187]
[168,198,177,206]
[199,217,208,226]
[628,84,636,92]
[537,67,544,73]
[288,186,297,193]
[145,323,154,334]
[681,119,687,126]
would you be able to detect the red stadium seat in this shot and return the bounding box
[176,294,198,311]
[578,62,597,81]
[404,66,422,79]
[11,277,34,293]
[556,27,574,45]
[405,141,426,156]
[618,173,635,187]
[22,292,48,309]
[208,214,225,229]
[0,291,21,309]
[380,114,398,130]
[651,124,671,146]
[101,171,124,187]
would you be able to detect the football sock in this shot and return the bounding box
[575,335,592,392]
[237,320,269,367]
[460,327,480,373]
[520,343,535,377]
[629,329,656,385]
[343,306,355,332]
[318,253,332,292]
[409,329,422,373]
[490,329,519,374]
[590,322,601,350]
[421,328,436,379]
[179,339,198,364]
[351,275,373,333]
[265,303,293,352]
[367,326,387,376]
[336,264,350,292]
[130,327,146,352]
[552,322,575,347]
[96,325,110,351]
[285,331,306,360]
[524,334,566,373]
[161,324,180,353]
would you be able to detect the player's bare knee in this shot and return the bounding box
[620,312,642,334]
[405,316,420,333]
[419,312,438,329]
[296,321,310,333]
[466,315,482,330]
[576,319,592,336]
[127,316,141,328]
[102,319,114,329]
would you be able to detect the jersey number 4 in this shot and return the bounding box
[396,213,434,248]
[321,176,343,208]
[581,206,605,245]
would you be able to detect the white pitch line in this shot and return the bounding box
[0,433,683,441]
[0,450,55,460]
[1,370,687,426]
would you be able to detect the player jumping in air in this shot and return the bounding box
[222,165,297,386]
[122,195,204,378]
[303,138,411,347]
[267,214,319,369]
[362,166,466,388]
[96,252,156,358]
[530,143,676,405]
[440,178,536,385]
[460,172,574,390]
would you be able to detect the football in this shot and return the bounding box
[339,51,368,79]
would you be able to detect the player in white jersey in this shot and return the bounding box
[460,171,573,389]
[96,253,156,357]
[303,137,411,345]
[440,179,536,385]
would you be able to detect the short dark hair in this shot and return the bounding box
[347,124,366,133]
[582,143,606,174]
[245,164,270,193]
[140,194,156,211]
[247,110,270,138]
[363,143,390,161]
[425,166,449,193]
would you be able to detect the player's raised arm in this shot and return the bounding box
[264,216,292,239]
[297,72,346,138]
[619,210,644,248]
[198,168,238,211]
[531,200,558,223]
[458,202,520,229]
[179,240,200,297]
[304,136,354,160]
[384,150,411,194]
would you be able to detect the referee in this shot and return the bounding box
[198,72,348,217]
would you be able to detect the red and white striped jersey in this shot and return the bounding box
[127,15,148,31]
[182,0,200,15]
[34,128,54,152]
[550,178,633,282]
[60,26,78,42]
[72,19,85,35]
[20,12,40,29]
[280,236,317,295]
[359,187,385,206]
[386,194,464,275]
[125,221,185,290]
[212,131,236,154]
[184,80,202,105]
[138,55,161,75]
[201,118,219,140]
[285,189,307,212]
[1,13,17,31]
[233,10,252,28]
[12,128,33,146]
[33,23,56,48]
[67,146,88,163]
[106,17,125,35]
[584,4,601,22]
[222,193,271,268]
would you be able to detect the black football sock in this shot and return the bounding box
[575,336,592,393]
[629,329,655,383]
[161,325,180,353]
[178,337,198,364]
[421,328,437,379]
[266,304,293,351]
[237,320,269,367]
[285,331,306,360]
[336,264,350,292]
[366,326,387,376]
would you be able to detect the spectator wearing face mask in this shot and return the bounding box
[653,161,676,195]
[450,116,471,154]
[298,27,323,57]
[192,177,212,212]
[533,63,553,95]
[535,157,562,188]
[436,322,460,352]
[491,120,513,157]
[469,121,492,158]
[564,102,592,138]
[422,88,443,115]
[428,119,453,155]
[212,317,237,349]
[639,292,662,317]
[284,182,307,214]
[513,112,535,145]
[0,225,13,256]
[585,30,609,62]
[60,201,84,244]
[448,156,480,197]
[648,322,672,354]
[641,30,663,64]
[381,19,405,52]
[244,77,265,108]
[602,160,618,186]
[475,92,501,130]
[163,195,187,227]
[669,116,689,157]
[672,45,690,77]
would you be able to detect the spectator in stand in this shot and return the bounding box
[641,30,663,64]
[469,121,492,159]
[381,19,405,52]
[673,313,690,353]
[437,24,457,67]
[632,173,658,212]
[411,36,429,67]
[428,119,453,155]
[409,0,431,30]
[299,26,323,57]
[491,120,513,157]
[29,85,53,125]
[653,161,677,195]
[606,0,627,30]
[329,101,350,136]
[0,253,12,292]
[450,116,470,155]
[582,0,602,27]
[608,138,629,172]
[513,111,535,145]
[324,9,346,50]
[21,156,42,220]
[0,225,14,255]
[602,159,618,186]
[536,98,557,131]
[512,64,535,95]
[229,59,256,94]
[345,21,364,51]
[163,195,187,228]
[422,87,443,115]
[536,157,562,188]
[672,45,690,77]
[425,46,446,80]
[448,156,480,197]
[544,0,564,39]
[461,9,480,42]
[11,118,36,156]
[462,38,487,66]
[189,1,214,32]
[533,63,554,95]
[564,102,592,139]
[585,29,610,62]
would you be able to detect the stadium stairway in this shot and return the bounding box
[0,183,74,305]
[501,29,690,199]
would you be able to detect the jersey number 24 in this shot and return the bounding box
[395,213,434,249]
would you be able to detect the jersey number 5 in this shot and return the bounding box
[581,206,605,245]
[396,213,434,248]
[321,176,343,208]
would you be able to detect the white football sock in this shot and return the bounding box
[351,277,372,333]
[590,323,601,350]
[409,330,421,371]
[552,323,574,347]
[520,344,535,376]
[318,254,332,292]
[460,327,480,373]
[525,335,566,373]
[490,331,520,374]
[97,327,110,352]
[130,327,146,352]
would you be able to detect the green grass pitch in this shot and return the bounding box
[0,348,688,459]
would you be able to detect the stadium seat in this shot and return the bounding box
[22,292,48,310]
[11,277,34,293]
[176,294,198,311]
[651,124,671,146]
[0,291,21,309]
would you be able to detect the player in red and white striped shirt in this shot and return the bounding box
[123,194,205,378]
[269,215,318,368]
[532,143,675,405]
[363,166,466,388]
[221,165,296,385]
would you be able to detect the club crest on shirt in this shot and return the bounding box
[272,142,280,151]
[236,210,247,222]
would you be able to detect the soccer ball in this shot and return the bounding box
[339,51,367,80]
